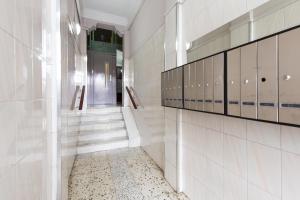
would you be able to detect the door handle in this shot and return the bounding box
[105,63,109,88]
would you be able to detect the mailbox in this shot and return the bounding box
[196,60,204,111]
[171,70,175,107]
[204,57,214,112]
[279,27,300,125]
[161,72,165,106]
[258,36,278,122]
[241,43,258,119]
[184,64,190,109]
[190,62,197,110]
[227,48,241,116]
[213,53,224,114]
[176,68,183,108]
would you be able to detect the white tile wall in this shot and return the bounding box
[0,0,47,199]
[60,0,87,199]
[179,110,300,200]
[0,0,86,199]
[130,25,166,170]
[182,0,272,43]
[165,107,178,189]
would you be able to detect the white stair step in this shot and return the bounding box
[79,120,125,132]
[81,113,123,122]
[67,119,124,132]
[67,113,123,126]
[78,128,127,142]
[85,107,122,115]
[77,137,129,154]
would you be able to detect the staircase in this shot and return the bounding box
[75,106,129,154]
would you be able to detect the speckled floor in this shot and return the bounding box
[68,147,189,200]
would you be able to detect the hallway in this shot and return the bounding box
[68,148,188,200]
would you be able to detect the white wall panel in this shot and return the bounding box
[182,0,272,43]
[129,0,166,57]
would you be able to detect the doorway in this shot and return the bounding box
[86,27,123,107]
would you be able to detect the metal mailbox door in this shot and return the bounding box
[170,70,175,107]
[213,53,224,114]
[184,65,190,109]
[172,69,177,107]
[177,68,183,108]
[258,36,278,122]
[241,43,258,119]
[190,62,197,110]
[161,73,165,106]
[196,60,204,111]
[279,27,300,125]
[227,48,241,116]
[204,57,214,112]
[166,71,170,107]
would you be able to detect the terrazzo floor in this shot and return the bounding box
[68,147,189,200]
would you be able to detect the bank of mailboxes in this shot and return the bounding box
[227,27,300,125]
[162,27,300,126]
[184,53,224,114]
[161,67,183,108]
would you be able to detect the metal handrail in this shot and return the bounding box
[79,85,86,110]
[126,86,138,109]
[71,86,80,110]
[129,86,143,108]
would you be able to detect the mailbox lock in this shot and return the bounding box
[198,84,201,87]
[283,75,291,81]
[191,85,194,88]
[206,83,209,87]
[230,80,234,85]
[244,79,249,84]
[261,77,266,82]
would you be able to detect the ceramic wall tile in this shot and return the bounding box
[247,0,270,10]
[223,135,247,178]
[224,117,247,139]
[248,182,280,200]
[282,152,300,200]
[13,0,33,48]
[0,102,17,165]
[15,41,33,101]
[281,125,300,155]
[247,142,281,198]
[0,29,15,101]
[247,120,281,148]
[0,164,16,200]
[0,0,14,34]
[223,169,247,200]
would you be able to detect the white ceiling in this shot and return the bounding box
[80,0,144,32]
